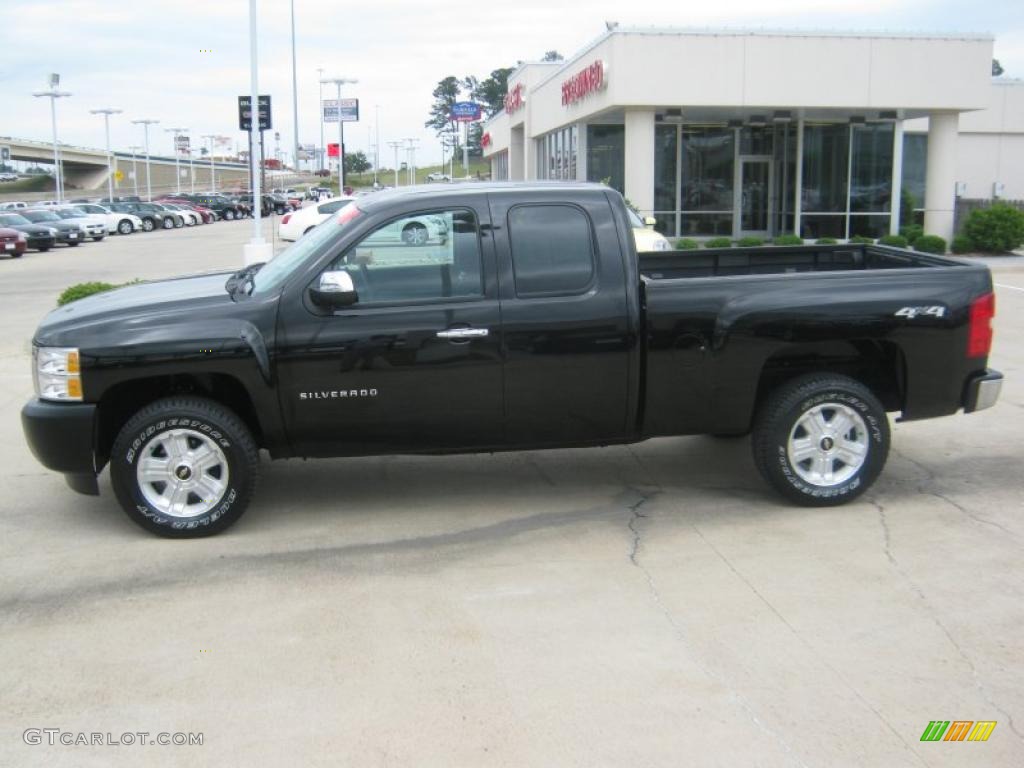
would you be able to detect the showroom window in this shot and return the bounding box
[491,151,509,181]
[536,125,578,181]
[586,124,624,193]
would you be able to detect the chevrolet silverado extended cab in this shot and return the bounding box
[22,183,1002,537]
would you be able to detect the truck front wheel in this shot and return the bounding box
[110,397,259,537]
[752,374,889,506]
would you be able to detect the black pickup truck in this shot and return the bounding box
[21,183,1002,537]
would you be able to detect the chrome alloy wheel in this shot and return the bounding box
[136,428,229,518]
[786,402,869,487]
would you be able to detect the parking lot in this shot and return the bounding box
[0,220,1022,766]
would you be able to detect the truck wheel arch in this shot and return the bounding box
[95,373,265,471]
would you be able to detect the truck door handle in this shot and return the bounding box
[436,327,489,340]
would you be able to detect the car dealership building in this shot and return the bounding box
[482,27,1024,243]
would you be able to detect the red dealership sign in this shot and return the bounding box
[481,132,492,148]
[562,60,607,106]
[327,143,341,158]
[504,83,525,114]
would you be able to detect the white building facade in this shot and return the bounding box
[482,27,1012,243]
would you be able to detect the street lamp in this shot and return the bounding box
[32,82,71,203]
[202,134,218,192]
[128,145,143,197]
[165,127,188,195]
[403,137,419,186]
[290,0,300,176]
[387,140,402,187]
[244,0,271,266]
[316,68,325,173]
[131,119,159,201]
[320,76,358,191]
[89,108,122,203]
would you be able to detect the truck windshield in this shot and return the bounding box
[250,202,363,295]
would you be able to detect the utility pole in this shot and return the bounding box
[387,140,401,186]
[403,138,418,186]
[316,67,325,173]
[33,76,71,203]
[165,127,188,194]
[202,134,217,192]
[128,145,142,197]
[374,104,380,186]
[244,0,271,266]
[321,76,358,192]
[131,119,159,201]
[289,0,299,176]
[89,107,122,203]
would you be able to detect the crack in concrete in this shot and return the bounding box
[868,491,1024,745]
[893,448,1020,541]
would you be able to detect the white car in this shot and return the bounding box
[160,203,201,226]
[0,201,28,210]
[50,207,107,241]
[425,172,451,182]
[71,203,143,235]
[279,197,354,241]
[627,208,672,251]
[0,172,19,182]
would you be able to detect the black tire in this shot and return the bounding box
[173,217,183,228]
[141,218,155,232]
[751,374,889,506]
[223,209,235,220]
[92,236,105,242]
[110,397,259,537]
[162,217,174,230]
[118,219,133,234]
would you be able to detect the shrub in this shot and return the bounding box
[951,234,975,254]
[675,238,700,250]
[704,237,733,248]
[773,234,804,246]
[737,236,765,247]
[57,282,119,306]
[815,237,838,245]
[913,234,947,254]
[900,224,923,245]
[878,234,909,248]
[962,204,1024,252]
[849,235,874,245]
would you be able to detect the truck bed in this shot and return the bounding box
[638,243,966,280]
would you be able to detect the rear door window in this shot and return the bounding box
[507,204,596,297]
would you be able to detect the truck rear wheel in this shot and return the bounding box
[110,397,259,537]
[752,374,889,506]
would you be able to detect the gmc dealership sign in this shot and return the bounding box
[561,60,607,106]
[504,83,525,114]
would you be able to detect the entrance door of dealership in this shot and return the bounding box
[737,155,772,237]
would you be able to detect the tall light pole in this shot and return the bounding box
[316,67,325,173]
[202,134,217,192]
[89,107,122,203]
[128,145,143,197]
[165,127,188,194]
[321,76,358,192]
[404,138,419,186]
[33,79,71,203]
[374,104,380,186]
[132,119,159,201]
[244,0,271,266]
[387,140,401,187]
[290,0,300,175]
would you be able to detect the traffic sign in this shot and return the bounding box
[0,145,10,162]
[113,170,124,182]
[450,101,482,122]
[238,95,272,130]
[322,98,359,123]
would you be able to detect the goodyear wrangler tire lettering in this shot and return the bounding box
[110,397,258,538]
[752,374,890,507]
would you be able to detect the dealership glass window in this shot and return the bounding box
[491,151,508,181]
[586,124,624,193]
[901,133,927,210]
[536,126,578,181]
[680,127,734,236]
[850,123,893,212]
[773,123,797,235]
[802,124,849,214]
[653,124,678,236]
[508,204,595,297]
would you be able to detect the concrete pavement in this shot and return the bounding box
[1,220,1022,767]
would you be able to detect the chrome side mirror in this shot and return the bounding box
[310,270,358,307]
[643,216,657,228]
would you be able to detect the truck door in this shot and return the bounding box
[275,203,504,456]
[487,192,634,445]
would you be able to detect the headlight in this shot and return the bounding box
[16,233,26,243]
[48,227,59,236]
[33,347,83,402]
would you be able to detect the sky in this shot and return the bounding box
[1,0,1022,168]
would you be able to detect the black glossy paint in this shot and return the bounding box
[22,183,998,488]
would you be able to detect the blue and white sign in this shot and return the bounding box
[450,101,482,122]
[322,98,360,123]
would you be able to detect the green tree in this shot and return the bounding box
[992,58,1004,76]
[343,150,371,175]
[476,67,515,117]
[425,76,461,135]
[542,50,564,61]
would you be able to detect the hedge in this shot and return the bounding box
[962,204,1024,253]
[878,234,909,248]
[675,238,700,250]
[704,237,733,248]
[773,234,804,245]
[913,235,947,254]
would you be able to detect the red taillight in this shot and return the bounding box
[281,214,291,225]
[967,292,995,358]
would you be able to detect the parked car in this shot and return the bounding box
[159,203,201,226]
[183,194,245,220]
[0,213,57,251]
[0,172,19,182]
[279,196,354,241]
[148,203,185,228]
[19,209,85,246]
[18,183,1003,537]
[71,203,143,235]
[627,208,672,251]
[157,198,215,224]
[306,186,332,201]
[0,201,28,210]
[49,207,107,241]
[425,172,451,182]
[0,227,27,257]
[107,202,161,232]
